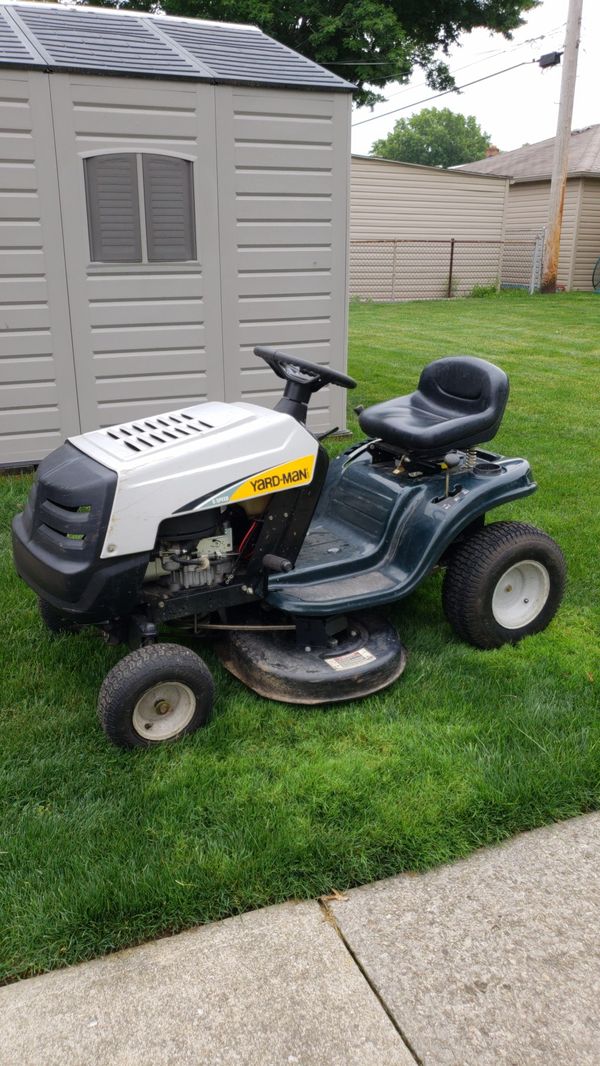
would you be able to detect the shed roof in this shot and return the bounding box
[457,125,600,183]
[0,1,353,91]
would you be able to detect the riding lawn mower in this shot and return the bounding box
[12,346,566,748]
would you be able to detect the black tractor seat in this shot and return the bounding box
[358,355,509,456]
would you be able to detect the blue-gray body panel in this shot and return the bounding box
[266,451,537,616]
[0,4,353,90]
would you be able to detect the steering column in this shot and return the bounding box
[254,346,356,424]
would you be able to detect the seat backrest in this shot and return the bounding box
[418,355,509,422]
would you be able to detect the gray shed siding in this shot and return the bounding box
[0,69,350,463]
[0,70,79,463]
[217,87,350,431]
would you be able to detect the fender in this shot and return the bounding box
[266,450,537,616]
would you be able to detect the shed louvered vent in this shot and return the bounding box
[85,154,142,263]
[103,410,213,457]
[143,155,196,262]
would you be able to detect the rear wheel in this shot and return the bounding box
[38,597,79,634]
[98,643,214,749]
[442,521,566,649]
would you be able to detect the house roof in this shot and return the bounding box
[0,1,353,92]
[457,125,600,183]
[351,153,508,182]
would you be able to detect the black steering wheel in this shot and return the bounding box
[254,346,356,392]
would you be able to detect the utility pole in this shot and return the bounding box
[541,0,584,292]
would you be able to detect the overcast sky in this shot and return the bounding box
[351,0,599,157]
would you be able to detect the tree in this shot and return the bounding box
[371,108,493,168]
[83,0,538,108]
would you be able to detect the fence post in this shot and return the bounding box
[391,240,398,300]
[447,238,455,298]
[530,232,545,293]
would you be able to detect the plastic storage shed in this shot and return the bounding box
[0,1,353,464]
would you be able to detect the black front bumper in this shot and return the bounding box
[12,442,149,622]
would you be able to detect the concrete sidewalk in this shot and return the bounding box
[2,813,599,1065]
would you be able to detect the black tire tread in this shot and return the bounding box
[98,643,214,749]
[442,521,566,649]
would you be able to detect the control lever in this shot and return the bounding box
[442,451,461,497]
[262,554,293,574]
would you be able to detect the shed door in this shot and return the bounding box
[50,74,224,431]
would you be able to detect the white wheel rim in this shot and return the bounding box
[132,681,196,741]
[491,559,550,630]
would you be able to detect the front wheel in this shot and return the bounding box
[442,521,566,649]
[98,643,214,749]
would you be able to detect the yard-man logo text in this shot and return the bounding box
[250,467,309,493]
[198,454,317,510]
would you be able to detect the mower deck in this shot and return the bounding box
[217,611,407,704]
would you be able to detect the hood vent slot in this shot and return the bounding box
[102,409,214,455]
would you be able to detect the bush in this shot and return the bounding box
[468,282,500,298]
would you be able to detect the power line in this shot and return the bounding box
[351,59,535,127]
[381,23,566,101]
[328,22,565,70]
[343,21,567,129]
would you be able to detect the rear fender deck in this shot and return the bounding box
[266,449,536,616]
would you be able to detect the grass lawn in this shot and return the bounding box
[1,292,599,983]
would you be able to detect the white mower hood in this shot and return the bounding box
[70,401,318,559]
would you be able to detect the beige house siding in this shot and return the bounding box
[571,178,600,291]
[350,156,508,299]
[351,156,508,240]
[504,178,582,290]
